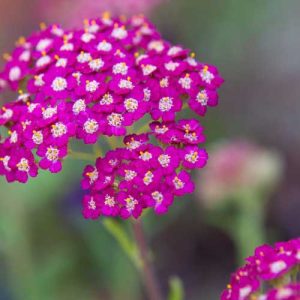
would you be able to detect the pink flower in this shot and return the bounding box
[196,140,283,208]
[221,238,300,300]
[0,15,223,220]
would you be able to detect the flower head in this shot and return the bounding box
[221,238,300,300]
[0,14,223,219]
[196,140,283,208]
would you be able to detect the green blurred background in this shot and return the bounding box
[0,0,300,299]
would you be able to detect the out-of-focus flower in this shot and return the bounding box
[221,238,300,300]
[39,0,167,27]
[0,15,223,220]
[196,140,284,208]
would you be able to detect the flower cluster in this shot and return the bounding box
[0,14,223,219]
[221,238,300,300]
[82,129,208,219]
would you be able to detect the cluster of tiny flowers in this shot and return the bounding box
[221,238,300,300]
[0,14,223,219]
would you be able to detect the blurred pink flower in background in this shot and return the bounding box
[39,0,166,27]
[196,140,284,208]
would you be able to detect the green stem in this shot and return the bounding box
[132,220,163,300]
[102,219,141,270]
[102,218,163,300]
[232,193,266,265]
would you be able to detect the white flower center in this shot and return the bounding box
[109,159,118,167]
[17,158,30,172]
[77,52,92,63]
[184,132,197,142]
[89,58,104,71]
[87,23,100,33]
[111,27,128,39]
[28,103,37,113]
[86,80,99,92]
[72,99,86,115]
[113,62,128,75]
[270,261,287,274]
[100,93,114,105]
[158,154,170,167]
[107,113,123,127]
[239,286,252,299]
[84,119,98,134]
[88,197,97,210]
[173,177,184,189]
[51,27,64,37]
[179,76,192,89]
[152,191,164,204]
[104,195,116,207]
[125,196,138,211]
[86,168,98,183]
[160,77,169,88]
[143,88,151,102]
[143,171,154,185]
[60,43,74,51]
[159,97,173,112]
[97,41,112,52]
[34,74,45,86]
[200,67,214,83]
[51,77,67,91]
[51,122,67,137]
[9,131,18,143]
[125,170,137,181]
[167,46,182,56]
[81,32,95,43]
[186,57,197,66]
[42,106,57,119]
[36,38,52,51]
[1,108,13,120]
[164,61,179,71]
[124,98,138,112]
[36,55,51,68]
[185,151,199,163]
[18,93,30,102]
[32,131,43,144]
[9,67,21,81]
[148,40,164,52]
[155,125,168,134]
[142,64,157,76]
[196,90,208,105]
[126,140,141,150]
[56,58,68,68]
[139,151,152,161]
[46,147,59,161]
[19,50,31,62]
[2,156,11,171]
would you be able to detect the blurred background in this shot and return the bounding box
[0,0,300,299]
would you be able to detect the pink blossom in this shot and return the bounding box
[221,238,300,300]
[0,15,223,219]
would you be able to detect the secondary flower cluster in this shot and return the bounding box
[82,124,208,219]
[0,14,223,218]
[221,238,300,300]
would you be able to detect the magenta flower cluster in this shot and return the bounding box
[221,238,300,300]
[0,14,223,219]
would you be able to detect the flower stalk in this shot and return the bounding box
[132,220,163,300]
